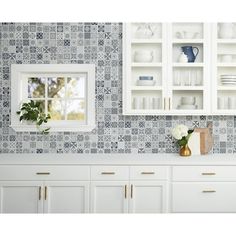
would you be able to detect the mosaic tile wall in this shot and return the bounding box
[0,22,235,154]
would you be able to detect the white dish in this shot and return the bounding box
[178,105,198,110]
[136,80,156,86]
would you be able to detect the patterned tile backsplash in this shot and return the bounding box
[0,22,236,154]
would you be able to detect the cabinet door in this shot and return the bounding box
[43,181,89,213]
[129,181,167,213]
[0,181,43,213]
[172,182,236,213]
[168,23,211,115]
[90,181,128,213]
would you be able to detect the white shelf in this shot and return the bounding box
[217,39,236,43]
[131,39,162,44]
[172,63,204,67]
[131,63,162,67]
[131,86,163,91]
[217,86,236,90]
[172,39,204,44]
[172,86,204,91]
[217,63,236,67]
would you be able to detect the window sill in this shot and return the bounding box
[10,124,96,133]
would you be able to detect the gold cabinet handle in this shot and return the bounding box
[39,186,42,200]
[101,172,115,175]
[141,172,155,175]
[169,97,171,110]
[36,172,50,175]
[44,186,47,200]
[164,98,166,110]
[202,190,216,193]
[131,184,133,199]
[125,185,127,199]
[202,173,216,176]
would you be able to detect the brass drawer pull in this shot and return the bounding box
[125,185,127,199]
[36,172,50,175]
[39,186,42,200]
[202,190,216,193]
[44,186,47,200]
[141,172,155,175]
[101,172,115,175]
[131,184,133,199]
[202,173,216,176]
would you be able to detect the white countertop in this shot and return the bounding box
[0,153,236,165]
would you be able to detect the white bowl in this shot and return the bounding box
[181,96,196,105]
[137,80,156,86]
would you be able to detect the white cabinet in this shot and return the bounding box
[172,182,236,213]
[123,23,210,115]
[90,166,168,213]
[90,181,129,213]
[0,165,90,214]
[129,181,167,213]
[44,181,89,213]
[212,23,236,114]
[172,165,236,213]
[2,160,236,213]
[0,181,43,213]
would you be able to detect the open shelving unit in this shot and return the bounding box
[123,23,210,115]
[212,23,236,114]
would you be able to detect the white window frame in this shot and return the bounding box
[11,64,96,132]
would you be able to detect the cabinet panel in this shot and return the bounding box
[90,181,128,213]
[44,181,89,213]
[172,182,236,213]
[0,165,90,181]
[91,166,129,180]
[129,181,167,213]
[0,181,43,213]
[130,166,168,180]
[172,166,236,181]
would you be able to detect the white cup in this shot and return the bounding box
[224,97,228,109]
[218,97,224,109]
[228,97,234,109]
[153,97,160,109]
[221,55,233,62]
[133,96,144,109]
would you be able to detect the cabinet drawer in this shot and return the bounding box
[0,165,90,180]
[91,166,129,180]
[130,166,168,180]
[172,166,236,181]
[172,182,236,212]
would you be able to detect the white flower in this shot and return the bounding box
[171,124,188,140]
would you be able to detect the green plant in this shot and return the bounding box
[16,100,51,134]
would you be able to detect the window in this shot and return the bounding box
[11,64,95,132]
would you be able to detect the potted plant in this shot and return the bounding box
[16,100,51,134]
[171,124,194,157]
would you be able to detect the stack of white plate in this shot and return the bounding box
[221,75,236,85]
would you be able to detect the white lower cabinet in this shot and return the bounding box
[90,181,129,213]
[129,181,167,213]
[2,163,236,213]
[172,182,236,213]
[44,181,89,213]
[0,181,43,213]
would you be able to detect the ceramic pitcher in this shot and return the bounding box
[181,46,199,63]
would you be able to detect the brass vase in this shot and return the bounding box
[179,144,191,157]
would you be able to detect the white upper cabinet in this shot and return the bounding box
[212,23,236,115]
[123,23,236,115]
